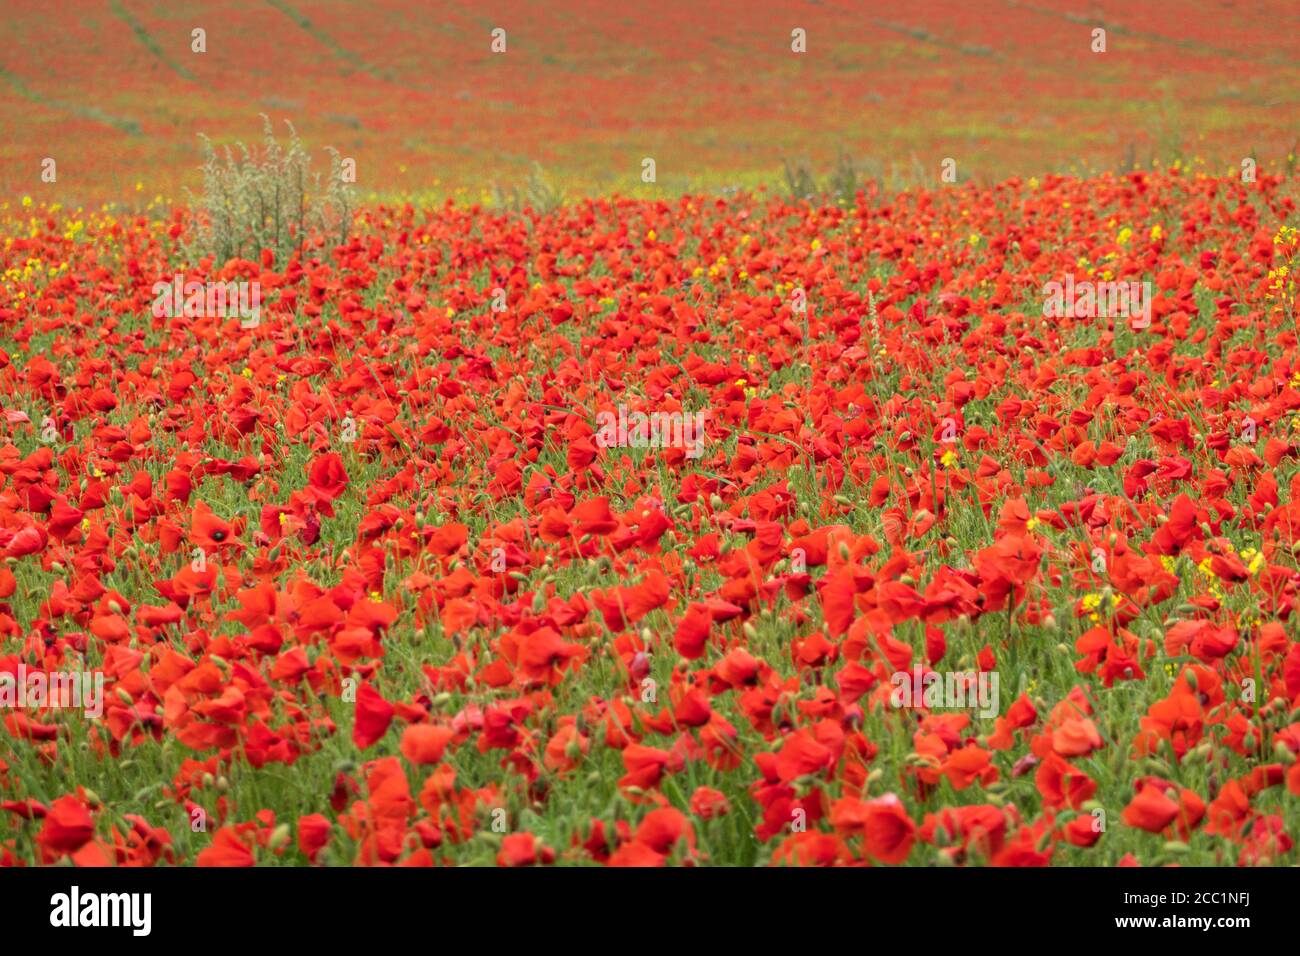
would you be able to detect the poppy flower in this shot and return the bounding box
[36,796,95,856]
[1121,784,1181,833]
[191,501,235,550]
[353,683,395,749]
[857,794,916,865]
[308,452,349,503]
[297,813,332,863]
[196,826,257,867]
[400,724,455,765]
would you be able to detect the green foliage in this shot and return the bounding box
[782,157,819,202]
[493,163,566,216]
[782,152,862,206]
[185,115,355,266]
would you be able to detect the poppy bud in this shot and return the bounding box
[268,823,291,850]
[215,775,229,792]
[1273,741,1296,764]
[1184,670,1198,691]
[1163,841,1190,854]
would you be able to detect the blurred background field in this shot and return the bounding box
[1,0,1297,206]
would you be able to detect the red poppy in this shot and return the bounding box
[353,683,395,749]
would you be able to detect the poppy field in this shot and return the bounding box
[2,1,1300,874]
[2,166,1299,868]
[4,0,1299,201]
